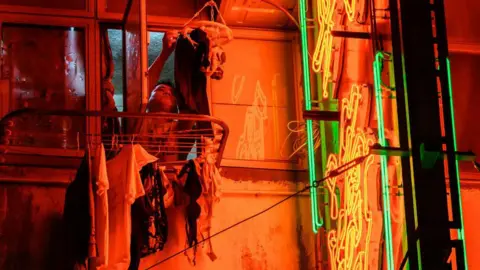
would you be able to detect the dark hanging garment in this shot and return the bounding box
[174,28,213,160]
[129,164,153,270]
[174,28,211,115]
[152,168,169,252]
[129,164,169,270]
[178,160,202,265]
[63,152,92,269]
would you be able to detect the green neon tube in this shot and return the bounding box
[298,0,323,232]
[446,58,468,269]
[373,52,395,270]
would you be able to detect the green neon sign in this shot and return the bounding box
[373,51,395,270]
[298,0,323,232]
[446,58,468,269]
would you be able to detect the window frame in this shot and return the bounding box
[0,13,97,158]
[0,0,94,18]
[97,0,205,26]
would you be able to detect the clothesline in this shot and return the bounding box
[145,153,371,269]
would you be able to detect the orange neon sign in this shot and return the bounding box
[325,85,375,269]
[344,0,356,22]
[312,0,335,99]
[312,0,358,99]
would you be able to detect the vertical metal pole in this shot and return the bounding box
[392,0,453,268]
[387,0,420,268]
[434,0,468,268]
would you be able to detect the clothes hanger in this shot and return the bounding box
[181,0,233,46]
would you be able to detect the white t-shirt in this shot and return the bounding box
[94,144,109,269]
[104,144,157,269]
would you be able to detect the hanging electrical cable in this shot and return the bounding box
[260,0,300,29]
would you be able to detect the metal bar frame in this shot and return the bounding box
[0,108,230,167]
[433,0,468,267]
[388,0,467,268]
[387,0,421,268]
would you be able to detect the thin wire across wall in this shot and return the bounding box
[145,153,371,269]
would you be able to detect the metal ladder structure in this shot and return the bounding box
[387,0,468,269]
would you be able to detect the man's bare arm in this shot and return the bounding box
[147,31,178,93]
[148,52,169,93]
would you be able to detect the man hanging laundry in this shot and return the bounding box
[145,29,226,160]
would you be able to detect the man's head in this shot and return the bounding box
[147,80,177,113]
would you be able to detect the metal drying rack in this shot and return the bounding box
[0,108,229,170]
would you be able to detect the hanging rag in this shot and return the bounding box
[177,138,222,265]
[196,137,222,261]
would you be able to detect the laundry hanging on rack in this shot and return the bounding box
[129,163,169,270]
[63,150,93,270]
[177,137,222,265]
[104,144,158,269]
[94,144,109,269]
[63,143,158,270]
[197,137,222,261]
[169,0,230,162]
[178,159,202,265]
[174,28,211,116]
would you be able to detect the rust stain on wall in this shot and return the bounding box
[222,167,308,183]
[296,224,312,270]
[241,243,268,270]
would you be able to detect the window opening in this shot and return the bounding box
[104,28,195,159]
[1,23,86,149]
